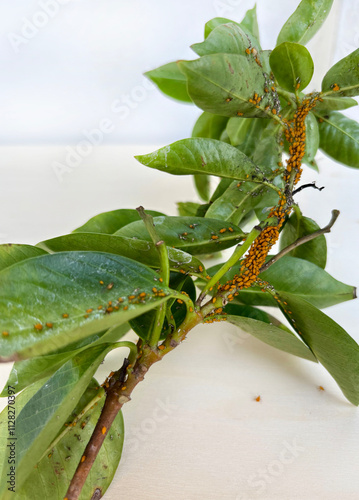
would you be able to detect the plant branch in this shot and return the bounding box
[259,209,340,273]
[293,181,325,196]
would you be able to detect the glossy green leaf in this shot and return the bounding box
[226,117,268,153]
[136,138,268,180]
[280,209,327,268]
[315,96,358,112]
[16,385,124,500]
[194,174,211,202]
[145,61,192,103]
[226,304,316,361]
[277,292,359,405]
[0,345,116,498]
[116,215,245,255]
[204,17,239,39]
[73,208,164,234]
[322,49,359,97]
[0,380,46,481]
[251,121,283,172]
[205,255,355,308]
[317,112,359,168]
[191,112,229,201]
[276,0,334,45]
[0,252,172,360]
[205,180,275,225]
[39,232,206,277]
[192,112,229,140]
[270,42,314,92]
[304,112,320,162]
[1,323,130,396]
[0,244,48,272]
[178,54,276,118]
[210,178,233,203]
[177,202,201,217]
[130,274,196,341]
[239,5,260,42]
[192,23,259,57]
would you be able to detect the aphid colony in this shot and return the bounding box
[219,93,321,298]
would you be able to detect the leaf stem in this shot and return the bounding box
[259,210,340,273]
[196,226,262,305]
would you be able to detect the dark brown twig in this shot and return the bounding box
[259,209,339,273]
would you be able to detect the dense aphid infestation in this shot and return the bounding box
[1,1,359,499]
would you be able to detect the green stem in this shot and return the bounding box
[276,87,296,107]
[137,206,170,346]
[136,205,170,285]
[197,226,262,305]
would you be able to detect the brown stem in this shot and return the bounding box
[259,209,339,273]
[65,343,162,500]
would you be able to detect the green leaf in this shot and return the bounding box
[130,274,196,341]
[177,201,201,217]
[239,5,260,42]
[205,255,355,308]
[16,385,124,500]
[39,232,206,277]
[192,23,259,57]
[191,113,229,202]
[0,252,172,360]
[192,112,229,140]
[205,180,275,225]
[178,54,276,118]
[315,96,358,112]
[0,244,48,272]
[116,215,245,255]
[210,178,233,203]
[226,117,268,152]
[304,112,320,163]
[0,345,116,498]
[269,42,314,92]
[0,380,46,480]
[276,0,334,46]
[280,209,327,268]
[322,49,359,97]
[225,304,317,361]
[277,292,359,405]
[135,138,269,180]
[194,174,211,202]
[73,208,164,234]
[251,121,283,172]
[1,323,130,396]
[204,17,239,39]
[145,61,192,103]
[317,112,359,168]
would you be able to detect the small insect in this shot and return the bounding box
[211,235,219,240]
[158,345,165,351]
[2,331,9,337]
[107,283,114,290]
[318,386,325,391]
[102,426,107,435]
[34,323,43,331]
[99,280,104,285]
[62,313,69,319]
[46,322,53,328]
[81,456,86,463]
[255,396,261,402]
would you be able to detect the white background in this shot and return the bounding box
[0,1,359,499]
